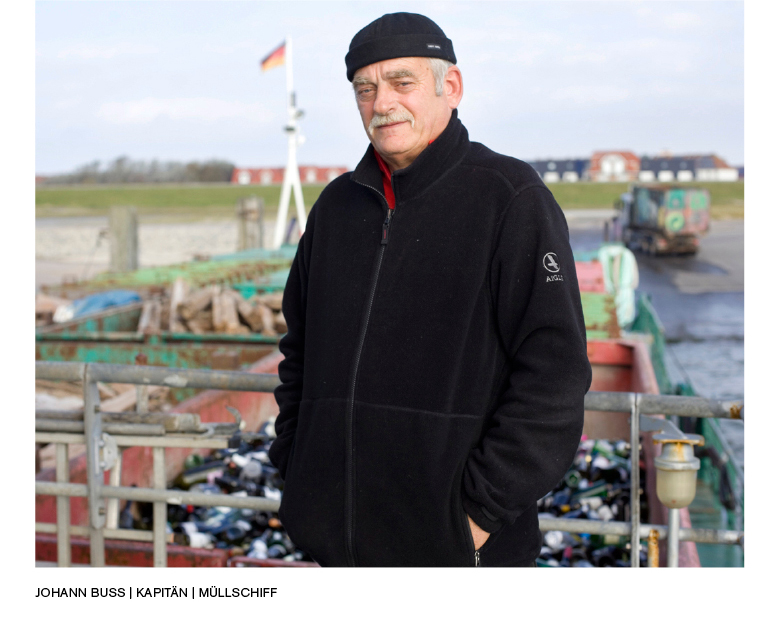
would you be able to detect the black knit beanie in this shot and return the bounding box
[345,12,457,81]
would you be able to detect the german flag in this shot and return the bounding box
[260,41,285,72]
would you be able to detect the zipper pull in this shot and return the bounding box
[381,207,394,245]
[475,550,480,567]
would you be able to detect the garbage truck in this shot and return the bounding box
[615,184,710,255]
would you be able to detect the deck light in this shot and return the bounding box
[640,415,705,567]
[653,433,704,510]
[652,427,704,567]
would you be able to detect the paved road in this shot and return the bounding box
[568,217,744,339]
[630,220,744,341]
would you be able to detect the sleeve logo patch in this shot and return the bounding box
[543,252,560,272]
[543,252,563,282]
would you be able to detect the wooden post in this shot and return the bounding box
[256,197,265,249]
[135,352,149,414]
[237,197,248,252]
[236,195,264,251]
[109,206,138,272]
[168,277,189,332]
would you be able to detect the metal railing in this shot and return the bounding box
[35,361,744,567]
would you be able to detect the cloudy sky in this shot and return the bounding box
[35,0,744,174]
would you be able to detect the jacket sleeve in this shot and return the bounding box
[461,185,592,533]
[268,207,315,480]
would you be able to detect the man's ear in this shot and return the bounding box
[444,65,463,109]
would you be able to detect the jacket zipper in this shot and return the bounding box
[346,179,394,566]
[381,205,394,244]
[463,511,481,567]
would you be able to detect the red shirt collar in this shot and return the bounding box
[373,149,395,210]
[373,139,435,210]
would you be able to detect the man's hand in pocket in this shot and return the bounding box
[467,515,490,550]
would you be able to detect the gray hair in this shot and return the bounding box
[428,58,454,96]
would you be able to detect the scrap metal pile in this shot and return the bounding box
[121,421,312,564]
[536,436,648,567]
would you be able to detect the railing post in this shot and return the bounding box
[105,449,123,530]
[667,508,681,567]
[630,393,641,567]
[153,447,167,567]
[135,353,149,414]
[83,364,106,566]
[647,528,659,567]
[55,443,71,567]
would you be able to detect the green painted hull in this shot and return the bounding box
[630,292,743,567]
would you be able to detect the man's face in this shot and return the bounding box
[353,57,456,171]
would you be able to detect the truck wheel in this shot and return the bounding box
[649,240,657,256]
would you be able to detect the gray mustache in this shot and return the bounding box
[369,112,414,133]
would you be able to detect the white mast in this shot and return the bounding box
[272,35,307,249]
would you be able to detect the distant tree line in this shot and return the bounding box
[41,156,235,184]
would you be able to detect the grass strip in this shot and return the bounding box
[36,181,744,220]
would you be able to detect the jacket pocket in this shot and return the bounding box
[352,402,482,566]
[276,398,349,566]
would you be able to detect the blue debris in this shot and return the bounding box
[71,290,142,318]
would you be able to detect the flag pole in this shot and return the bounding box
[272,35,307,249]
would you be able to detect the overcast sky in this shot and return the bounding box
[35,0,744,174]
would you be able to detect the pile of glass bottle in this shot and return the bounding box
[536,436,648,567]
[119,428,648,566]
[120,420,314,563]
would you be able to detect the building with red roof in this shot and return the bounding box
[231,166,348,185]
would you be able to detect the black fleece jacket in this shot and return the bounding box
[269,110,592,567]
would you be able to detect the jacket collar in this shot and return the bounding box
[350,109,470,205]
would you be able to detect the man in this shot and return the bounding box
[269,12,592,567]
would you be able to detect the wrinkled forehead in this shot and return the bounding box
[352,57,431,84]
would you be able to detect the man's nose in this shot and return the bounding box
[373,82,396,115]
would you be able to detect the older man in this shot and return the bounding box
[269,12,592,567]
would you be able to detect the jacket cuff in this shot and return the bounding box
[461,491,503,534]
